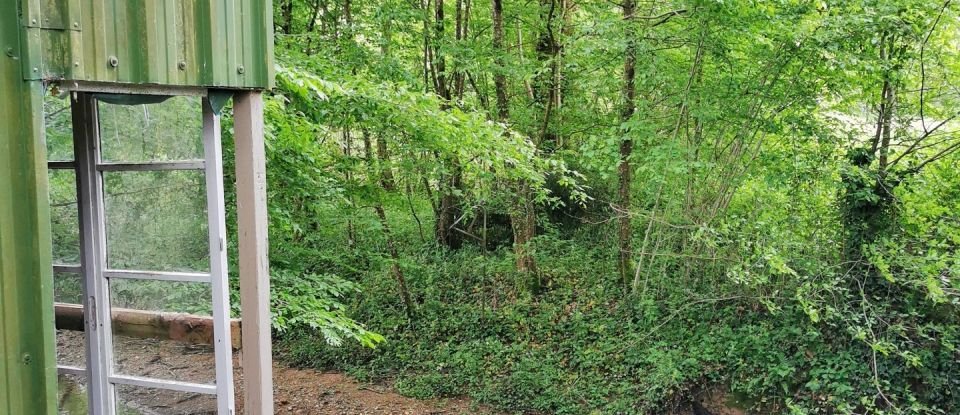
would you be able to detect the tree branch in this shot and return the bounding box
[919,0,951,133]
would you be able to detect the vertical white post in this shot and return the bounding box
[72,92,117,415]
[203,98,236,414]
[233,91,273,414]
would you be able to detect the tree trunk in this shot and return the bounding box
[304,0,325,53]
[362,130,373,162]
[492,0,509,122]
[512,183,538,276]
[454,0,470,99]
[375,206,416,322]
[433,0,450,102]
[422,0,431,91]
[493,0,537,274]
[431,0,465,249]
[377,137,396,191]
[435,162,464,249]
[534,0,560,151]
[343,128,357,248]
[878,80,895,174]
[841,32,899,263]
[616,0,636,287]
[281,0,294,34]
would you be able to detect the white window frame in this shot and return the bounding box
[55,90,236,414]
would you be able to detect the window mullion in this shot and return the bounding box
[72,92,117,415]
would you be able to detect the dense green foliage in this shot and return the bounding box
[45,0,960,413]
[258,0,960,413]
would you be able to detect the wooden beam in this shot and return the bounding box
[233,90,273,415]
[54,303,242,347]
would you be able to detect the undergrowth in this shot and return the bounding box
[275,231,959,414]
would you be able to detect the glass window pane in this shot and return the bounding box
[97,96,203,163]
[48,169,81,265]
[103,170,209,272]
[57,329,86,368]
[45,94,74,162]
[55,271,83,304]
[115,385,216,415]
[110,279,216,384]
[110,278,212,315]
[57,373,88,414]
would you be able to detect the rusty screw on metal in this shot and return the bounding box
[178,61,187,70]
[108,55,119,68]
[236,65,245,74]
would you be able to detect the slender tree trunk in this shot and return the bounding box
[375,206,416,321]
[362,130,373,162]
[516,22,536,101]
[304,0,325,53]
[493,0,537,274]
[616,0,637,287]
[322,1,339,40]
[380,10,393,58]
[343,128,357,248]
[555,0,574,149]
[281,0,294,34]
[878,81,895,174]
[355,130,416,321]
[422,0,432,92]
[406,182,426,242]
[374,11,398,192]
[436,163,464,249]
[535,0,560,151]
[431,0,465,249]
[454,0,470,99]
[870,79,890,156]
[492,0,509,122]
[513,183,538,276]
[434,0,450,101]
[377,137,396,191]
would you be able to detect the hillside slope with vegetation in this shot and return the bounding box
[235,1,960,413]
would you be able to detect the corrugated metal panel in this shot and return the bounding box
[1,0,59,412]
[20,0,274,89]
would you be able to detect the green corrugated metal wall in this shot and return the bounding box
[20,0,274,89]
[1,0,59,413]
[1,0,274,412]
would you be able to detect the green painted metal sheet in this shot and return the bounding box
[1,0,59,413]
[19,0,274,89]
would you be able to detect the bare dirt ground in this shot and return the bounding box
[251,366,493,415]
[57,330,496,415]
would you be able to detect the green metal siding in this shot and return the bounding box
[19,0,274,89]
[0,0,273,412]
[1,0,59,412]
